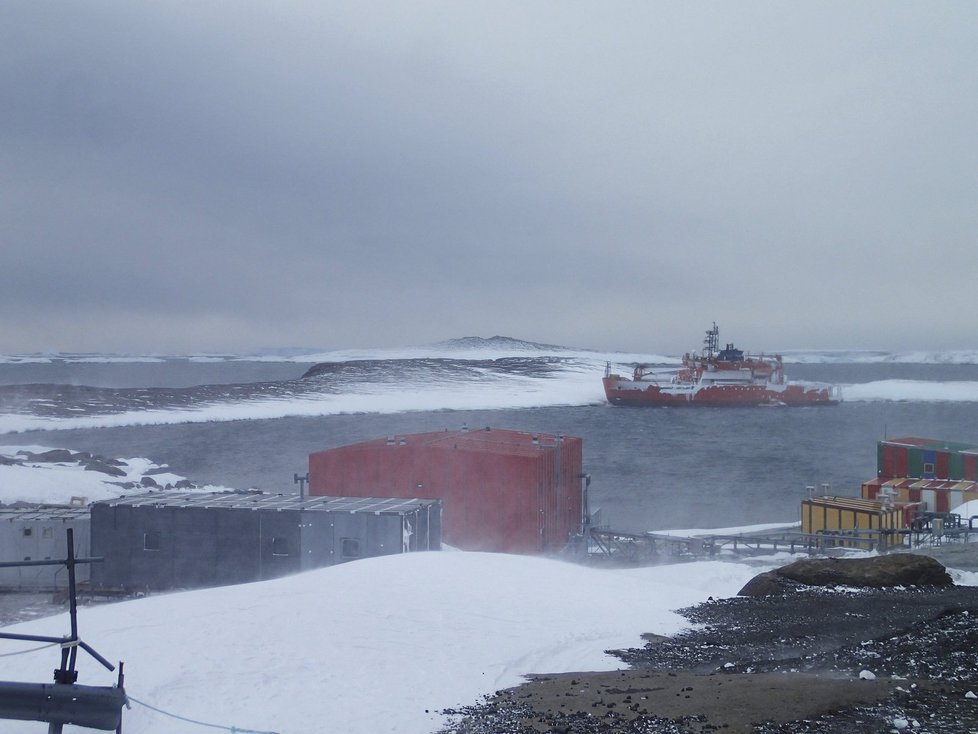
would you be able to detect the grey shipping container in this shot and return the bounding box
[0,507,91,590]
[91,491,441,591]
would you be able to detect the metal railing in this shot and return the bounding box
[586,522,977,562]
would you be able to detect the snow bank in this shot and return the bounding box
[841,379,978,403]
[0,552,764,734]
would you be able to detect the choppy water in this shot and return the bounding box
[1,340,977,533]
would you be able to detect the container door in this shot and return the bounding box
[949,452,965,481]
[880,444,895,477]
[895,448,909,478]
[964,454,978,481]
[907,449,924,479]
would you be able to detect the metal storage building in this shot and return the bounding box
[91,491,441,591]
[308,427,585,554]
[878,437,978,481]
[0,507,90,590]
[801,496,912,550]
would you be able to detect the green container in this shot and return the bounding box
[950,453,966,481]
[907,448,925,479]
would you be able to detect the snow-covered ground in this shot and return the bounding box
[0,552,767,734]
[0,449,976,733]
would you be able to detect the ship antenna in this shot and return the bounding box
[703,322,719,358]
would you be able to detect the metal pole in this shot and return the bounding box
[293,472,309,500]
[66,528,79,679]
[48,529,79,734]
[116,662,125,734]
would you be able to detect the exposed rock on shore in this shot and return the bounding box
[738,553,954,597]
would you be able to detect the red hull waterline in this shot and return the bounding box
[602,375,839,407]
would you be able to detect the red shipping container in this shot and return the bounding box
[966,454,978,482]
[308,428,584,554]
[880,444,895,478]
[895,447,909,478]
[879,437,978,480]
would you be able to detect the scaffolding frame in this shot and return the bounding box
[0,528,125,733]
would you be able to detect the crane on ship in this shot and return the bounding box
[703,322,719,359]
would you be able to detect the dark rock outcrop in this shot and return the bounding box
[107,481,138,490]
[30,449,75,463]
[83,460,127,477]
[738,571,799,597]
[739,553,954,596]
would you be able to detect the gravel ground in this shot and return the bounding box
[439,569,978,733]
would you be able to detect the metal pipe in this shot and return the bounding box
[78,641,115,672]
[0,632,65,644]
[0,557,103,568]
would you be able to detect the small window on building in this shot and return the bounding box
[341,538,361,559]
[271,537,290,556]
[42,527,53,539]
[22,527,32,537]
[923,462,935,475]
[143,530,161,551]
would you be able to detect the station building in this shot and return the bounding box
[309,427,585,554]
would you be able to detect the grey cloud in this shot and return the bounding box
[1,2,976,353]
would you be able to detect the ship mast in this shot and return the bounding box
[703,322,719,359]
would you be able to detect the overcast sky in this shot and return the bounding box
[2,2,976,355]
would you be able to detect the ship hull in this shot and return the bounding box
[602,376,838,407]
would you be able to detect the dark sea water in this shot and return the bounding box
[1,350,976,534]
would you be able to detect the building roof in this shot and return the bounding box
[803,495,890,512]
[92,491,438,514]
[312,426,580,458]
[0,506,90,522]
[865,478,978,492]
[881,437,978,455]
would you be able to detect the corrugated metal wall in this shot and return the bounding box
[92,502,436,591]
[0,515,90,590]
[878,439,978,481]
[801,497,905,549]
[308,430,583,554]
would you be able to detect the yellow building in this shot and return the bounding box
[801,496,910,550]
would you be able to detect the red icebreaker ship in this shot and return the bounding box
[602,323,839,407]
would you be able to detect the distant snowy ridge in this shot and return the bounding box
[841,380,978,403]
[3,360,978,435]
[782,350,978,365]
[0,353,169,365]
[434,335,578,352]
[3,341,977,364]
